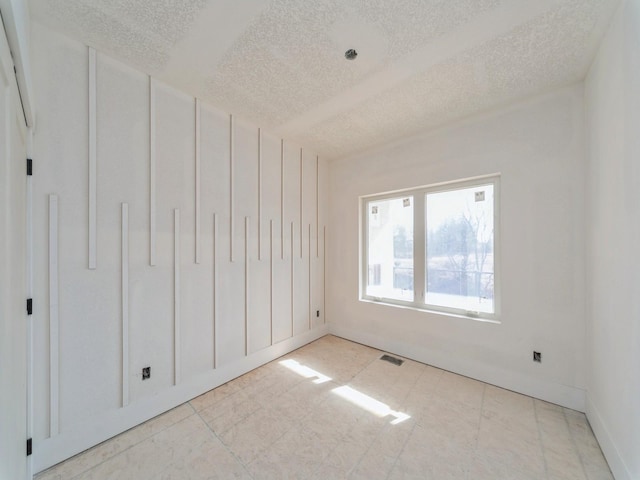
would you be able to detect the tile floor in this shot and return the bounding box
[36,335,613,479]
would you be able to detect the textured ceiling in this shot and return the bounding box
[30,0,620,159]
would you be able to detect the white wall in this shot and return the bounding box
[0,0,35,125]
[30,22,328,473]
[328,84,587,411]
[585,1,640,478]
[0,17,28,480]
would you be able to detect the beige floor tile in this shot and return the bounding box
[437,371,486,410]
[198,390,262,435]
[76,415,211,480]
[420,399,481,445]
[248,427,329,480]
[547,464,588,480]
[35,404,195,480]
[476,417,547,478]
[189,381,243,412]
[541,438,586,480]
[221,406,294,464]
[156,435,251,480]
[349,421,415,479]
[393,422,474,479]
[310,462,351,480]
[36,335,614,480]
[468,453,542,480]
[389,456,469,480]
[583,463,615,480]
[314,433,371,475]
[241,370,299,400]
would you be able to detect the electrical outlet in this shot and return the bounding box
[533,351,541,363]
[142,366,151,380]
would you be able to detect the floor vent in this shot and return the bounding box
[380,354,404,366]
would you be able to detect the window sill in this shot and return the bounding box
[359,297,501,324]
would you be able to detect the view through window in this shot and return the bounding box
[366,196,414,302]
[363,177,498,319]
[425,185,494,314]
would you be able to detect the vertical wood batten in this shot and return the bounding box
[121,203,129,407]
[269,220,274,346]
[88,47,97,270]
[213,213,218,369]
[280,139,284,260]
[308,223,312,330]
[299,148,303,259]
[323,226,326,324]
[230,115,235,262]
[244,216,249,356]
[290,221,294,338]
[195,98,201,264]
[149,77,157,266]
[174,209,181,385]
[258,128,262,261]
[316,156,319,258]
[49,194,59,437]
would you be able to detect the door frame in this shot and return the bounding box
[0,8,31,479]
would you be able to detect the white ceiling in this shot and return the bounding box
[29,0,620,159]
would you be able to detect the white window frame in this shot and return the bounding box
[360,174,501,322]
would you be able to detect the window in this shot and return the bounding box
[362,176,499,320]
[366,196,414,302]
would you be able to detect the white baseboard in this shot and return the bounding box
[586,394,633,480]
[34,325,328,474]
[329,324,585,411]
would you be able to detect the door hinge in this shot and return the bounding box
[26,438,32,456]
[26,158,32,176]
[26,298,33,315]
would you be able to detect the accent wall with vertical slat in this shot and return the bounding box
[31,23,329,473]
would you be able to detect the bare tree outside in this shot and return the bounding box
[364,181,496,315]
[426,185,494,312]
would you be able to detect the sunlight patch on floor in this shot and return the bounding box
[332,385,411,425]
[279,358,410,425]
[279,359,332,384]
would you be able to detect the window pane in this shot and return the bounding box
[367,196,414,301]
[425,185,494,313]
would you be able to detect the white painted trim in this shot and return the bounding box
[299,148,303,259]
[174,209,181,385]
[316,156,319,258]
[212,214,218,369]
[258,128,262,261]
[290,221,294,338]
[586,394,633,480]
[269,220,274,346]
[33,327,329,473]
[308,224,312,330]
[121,203,129,407]
[88,47,97,270]
[26,129,34,479]
[195,98,201,264]
[280,139,284,260]
[323,226,326,325]
[48,194,59,436]
[329,324,586,412]
[229,114,234,262]
[244,216,249,356]
[149,77,156,266]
